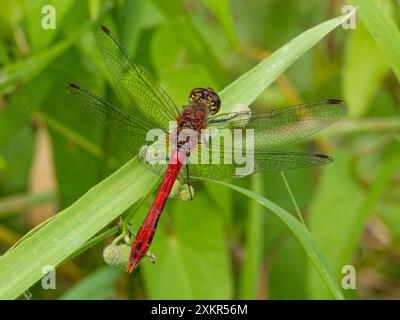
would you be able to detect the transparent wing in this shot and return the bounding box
[95,25,180,130]
[206,99,347,150]
[68,83,164,156]
[139,144,332,181]
[186,147,332,180]
[140,99,346,181]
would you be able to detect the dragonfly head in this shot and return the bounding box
[189,87,221,115]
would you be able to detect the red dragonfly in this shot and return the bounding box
[68,25,347,273]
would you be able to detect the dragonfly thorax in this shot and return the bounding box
[174,87,221,154]
[177,104,207,132]
[173,103,208,156]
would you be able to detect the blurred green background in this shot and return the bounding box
[0,0,399,300]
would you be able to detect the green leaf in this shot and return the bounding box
[379,202,400,239]
[151,22,218,103]
[0,16,101,94]
[219,11,355,111]
[238,174,265,299]
[0,155,6,171]
[0,38,69,94]
[0,192,55,218]
[0,13,350,299]
[60,267,122,300]
[269,238,308,299]
[206,179,344,300]
[118,0,159,53]
[23,0,77,51]
[0,158,159,299]
[307,150,400,299]
[200,0,238,47]
[0,1,23,28]
[343,23,389,118]
[346,0,400,81]
[141,193,233,299]
[0,126,34,192]
[307,152,364,299]
[151,0,226,86]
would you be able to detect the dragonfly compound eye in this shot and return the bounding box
[189,88,206,104]
[206,88,221,115]
[188,87,221,115]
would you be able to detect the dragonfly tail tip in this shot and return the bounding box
[127,261,136,274]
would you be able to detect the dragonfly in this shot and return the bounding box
[68,25,347,273]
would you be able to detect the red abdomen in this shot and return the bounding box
[127,149,184,273]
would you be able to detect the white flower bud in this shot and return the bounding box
[103,244,131,270]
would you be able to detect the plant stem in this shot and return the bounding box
[0,192,56,217]
[280,172,306,226]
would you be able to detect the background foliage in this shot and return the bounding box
[0,0,399,299]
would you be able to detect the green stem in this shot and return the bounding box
[0,192,56,217]
[320,118,400,136]
[280,172,305,225]
[41,113,119,168]
[238,174,264,299]
[205,178,345,300]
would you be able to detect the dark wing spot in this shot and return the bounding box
[68,82,81,89]
[326,99,344,105]
[99,25,110,34]
[313,153,333,163]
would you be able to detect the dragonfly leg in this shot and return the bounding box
[185,164,193,201]
[207,113,240,124]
